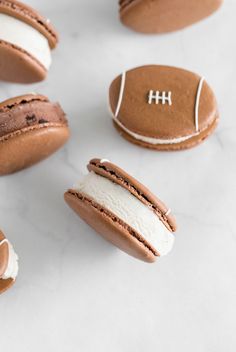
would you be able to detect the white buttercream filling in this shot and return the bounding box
[0,13,51,69]
[73,172,175,256]
[0,240,19,280]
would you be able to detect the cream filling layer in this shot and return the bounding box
[0,13,51,69]
[73,172,175,256]
[0,239,19,280]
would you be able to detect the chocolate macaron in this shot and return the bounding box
[0,0,58,83]
[109,65,219,151]
[0,94,70,175]
[119,0,223,34]
[65,159,176,263]
[0,230,19,295]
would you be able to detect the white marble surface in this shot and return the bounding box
[0,1,236,351]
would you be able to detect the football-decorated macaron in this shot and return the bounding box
[0,0,58,83]
[119,0,223,34]
[0,230,19,295]
[64,158,177,263]
[0,94,69,175]
[109,65,219,151]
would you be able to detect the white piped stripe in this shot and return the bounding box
[0,239,8,247]
[115,72,126,118]
[148,90,172,106]
[0,239,9,280]
[195,77,205,132]
[100,159,110,163]
[111,111,199,145]
[165,209,171,216]
[0,239,18,281]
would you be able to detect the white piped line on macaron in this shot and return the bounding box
[0,239,19,281]
[74,171,175,256]
[195,77,205,132]
[111,110,200,144]
[0,239,8,246]
[165,208,171,216]
[0,13,51,69]
[115,71,126,118]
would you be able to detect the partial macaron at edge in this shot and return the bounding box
[0,13,52,70]
[0,231,18,294]
[0,0,58,48]
[119,0,224,34]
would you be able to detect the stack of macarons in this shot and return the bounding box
[0,0,224,294]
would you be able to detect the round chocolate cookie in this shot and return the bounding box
[109,65,219,151]
[65,158,177,263]
[0,94,70,175]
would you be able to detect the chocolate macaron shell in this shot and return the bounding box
[88,159,177,233]
[119,0,223,34]
[64,190,157,263]
[0,278,14,294]
[109,65,218,150]
[0,94,49,111]
[0,0,58,48]
[0,125,69,175]
[0,230,8,277]
[0,95,69,175]
[0,40,47,83]
[113,114,219,151]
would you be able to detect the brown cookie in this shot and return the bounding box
[119,0,224,33]
[0,94,70,175]
[109,65,219,151]
[0,230,18,295]
[64,158,177,263]
[0,0,58,83]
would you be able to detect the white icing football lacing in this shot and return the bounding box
[195,77,205,132]
[0,239,8,247]
[115,71,126,118]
